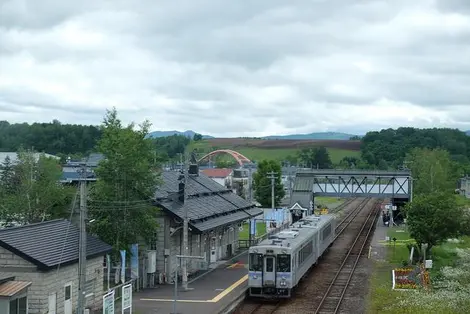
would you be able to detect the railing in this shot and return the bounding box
[237,221,291,248]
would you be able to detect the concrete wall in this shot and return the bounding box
[0,246,105,313]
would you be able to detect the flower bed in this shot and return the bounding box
[392,267,419,290]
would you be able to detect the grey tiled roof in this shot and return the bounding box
[155,170,262,232]
[0,219,112,270]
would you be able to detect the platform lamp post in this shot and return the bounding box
[171,255,205,314]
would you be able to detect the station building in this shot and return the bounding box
[151,163,262,284]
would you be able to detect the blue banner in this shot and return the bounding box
[250,219,257,235]
[120,250,126,284]
[130,244,139,279]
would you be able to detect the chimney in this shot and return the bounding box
[178,181,185,203]
[189,164,199,176]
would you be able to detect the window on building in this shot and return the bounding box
[85,279,96,297]
[64,285,71,301]
[9,296,27,314]
[149,230,158,250]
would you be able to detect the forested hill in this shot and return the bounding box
[0,120,101,156]
[1,121,470,169]
[361,128,470,169]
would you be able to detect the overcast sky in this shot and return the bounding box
[1,0,469,137]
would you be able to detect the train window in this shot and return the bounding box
[299,240,313,265]
[266,257,274,272]
[322,224,332,239]
[277,254,291,272]
[249,253,263,271]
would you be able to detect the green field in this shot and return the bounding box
[189,140,359,164]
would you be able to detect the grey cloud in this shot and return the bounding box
[1,0,470,136]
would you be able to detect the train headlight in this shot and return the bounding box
[280,280,287,286]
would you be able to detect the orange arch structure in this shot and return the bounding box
[198,149,252,167]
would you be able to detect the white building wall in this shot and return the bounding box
[0,246,105,313]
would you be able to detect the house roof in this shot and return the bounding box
[0,280,32,297]
[0,219,112,271]
[155,170,262,232]
[200,168,233,178]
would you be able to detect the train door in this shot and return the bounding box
[263,256,276,286]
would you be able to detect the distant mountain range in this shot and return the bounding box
[147,130,214,139]
[148,129,470,140]
[147,130,358,140]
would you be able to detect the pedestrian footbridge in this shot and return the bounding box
[290,169,412,211]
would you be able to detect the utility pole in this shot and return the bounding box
[181,153,190,291]
[248,166,253,203]
[172,255,205,314]
[77,163,87,314]
[267,171,277,209]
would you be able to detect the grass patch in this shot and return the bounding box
[314,196,343,205]
[455,194,470,207]
[238,222,267,240]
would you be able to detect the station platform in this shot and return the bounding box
[133,252,249,314]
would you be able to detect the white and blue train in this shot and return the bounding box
[248,214,336,298]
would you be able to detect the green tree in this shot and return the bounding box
[405,148,458,195]
[297,146,332,169]
[193,133,203,141]
[0,150,73,224]
[253,160,285,207]
[0,155,17,195]
[88,108,160,254]
[405,192,464,256]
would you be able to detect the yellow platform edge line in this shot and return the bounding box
[210,274,248,303]
[139,298,211,303]
[139,274,249,304]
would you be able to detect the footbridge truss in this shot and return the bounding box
[292,169,412,200]
[197,149,252,167]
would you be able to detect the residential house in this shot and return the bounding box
[60,153,103,183]
[200,168,233,188]
[0,219,112,314]
[152,163,262,284]
[0,277,31,314]
[460,176,470,199]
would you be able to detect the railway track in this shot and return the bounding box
[313,199,381,314]
[240,300,282,314]
[232,197,374,314]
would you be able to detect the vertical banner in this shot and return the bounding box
[106,254,111,290]
[130,244,139,280]
[102,290,115,314]
[120,250,126,284]
[250,219,257,235]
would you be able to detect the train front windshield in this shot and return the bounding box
[277,254,291,272]
[249,253,263,271]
